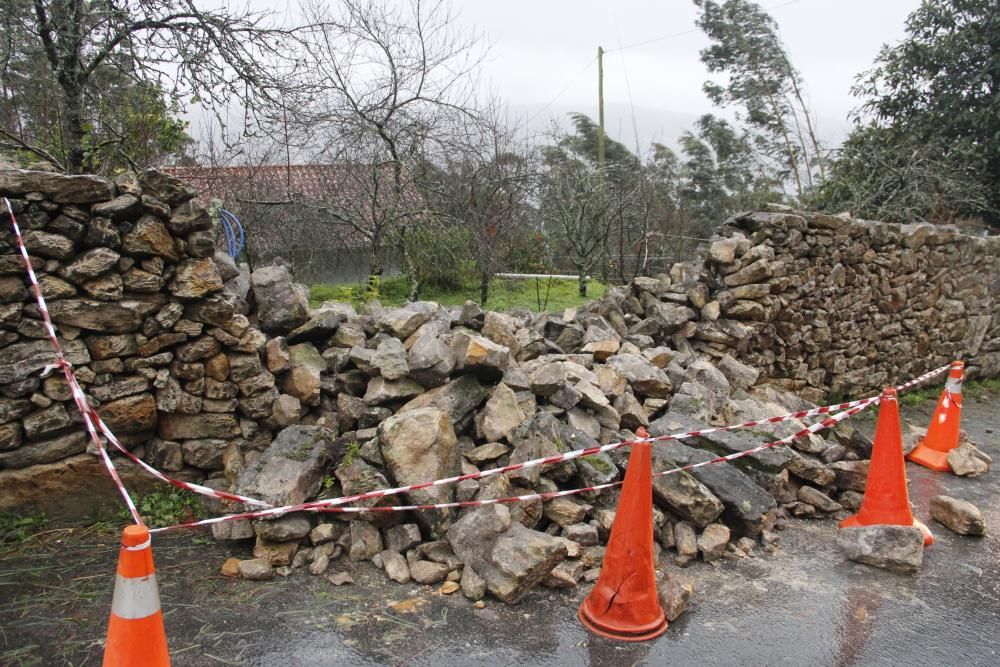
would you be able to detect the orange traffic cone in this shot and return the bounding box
[104,524,170,666]
[906,361,964,472]
[840,387,934,546]
[578,426,667,641]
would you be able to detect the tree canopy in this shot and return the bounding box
[0,0,296,173]
[820,0,1000,225]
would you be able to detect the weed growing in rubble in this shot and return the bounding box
[341,440,362,466]
[122,490,204,528]
[0,512,48,545]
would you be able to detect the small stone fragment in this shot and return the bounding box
[238,558,274,581]
[220,558,241,577]
[381,550,411,583]
[947,442,991,477]
[327,571,355,586]
[461,566,487,601]
[697,523,730,562]
[409,560,451,585]
[309,554,330,576]
[658,573,694,621]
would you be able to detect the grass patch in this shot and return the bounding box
[966,377,1000,400]
[899,386,940,407]
[898,376,1000,406]
[311,274,606,313]
[0,512,48,546]
[121,489,204,529]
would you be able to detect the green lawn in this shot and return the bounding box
[310,275,606,313]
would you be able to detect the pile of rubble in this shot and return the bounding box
[0,168,991,605]
[221,268,904,602]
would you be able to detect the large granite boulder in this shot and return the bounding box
[234,425,339,507]
[837,525,924,574]
[649,414,777,536]
[448,504,568,603]
[378,408,461,539]
[398,375,489,426]
[251,264,309,334]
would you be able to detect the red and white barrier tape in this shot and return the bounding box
[154,362,950,529]
[3,200,272,515]
[138,363,949,521]
[151,398,875,530]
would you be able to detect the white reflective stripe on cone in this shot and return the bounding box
[110,573,162,620]
[945,377,962,394]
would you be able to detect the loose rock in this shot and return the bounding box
[929,495,986,536]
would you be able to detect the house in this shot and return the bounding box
[164,163,422,285]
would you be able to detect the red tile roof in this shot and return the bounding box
[162,163,425,251]
[164,164,361,205]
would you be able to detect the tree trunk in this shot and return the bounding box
[63,81,85,173]
[399,234,419,302]
[479,271,490,305]
[367,243,383,299]
[578,268,588,297]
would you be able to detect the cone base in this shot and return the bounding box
[578,605,668,642]
[104,610,170,666]
[906,443,952,472]
[839,514,934,547]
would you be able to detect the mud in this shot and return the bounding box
[1,390,997,666]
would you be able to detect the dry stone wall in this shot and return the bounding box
[0,169,275,519]
[0,168,996,547]
[687,208,1000,401]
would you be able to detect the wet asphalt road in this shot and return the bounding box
[1,391,997,666]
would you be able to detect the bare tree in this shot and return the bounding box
[540,156,618,297]
[284,0,487,300]
[0,0,302,173]
[416,104,535,305]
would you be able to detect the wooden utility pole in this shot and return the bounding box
[597,46,606,172]
[596,45,608,287]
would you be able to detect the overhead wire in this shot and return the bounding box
[523,54,598,129]
[605,0,806,54]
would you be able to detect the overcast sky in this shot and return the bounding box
[454,0,923,151]
[208,0,924,156]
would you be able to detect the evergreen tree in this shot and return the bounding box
[821,0,1000,225]
[694,0,825,200]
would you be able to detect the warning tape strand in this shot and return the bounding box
[4,198,144,525]
[136,363,950,521]
[161,362,949,527]
[3,200,272,518]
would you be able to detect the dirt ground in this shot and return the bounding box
[1,387,997,667]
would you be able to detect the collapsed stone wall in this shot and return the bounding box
[687,208,1000,400]
[0,169,271,519]
[0,169,997,597]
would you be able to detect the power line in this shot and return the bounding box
[606,0,806,54]
[523,55,598,126]
[613,14,642,155]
